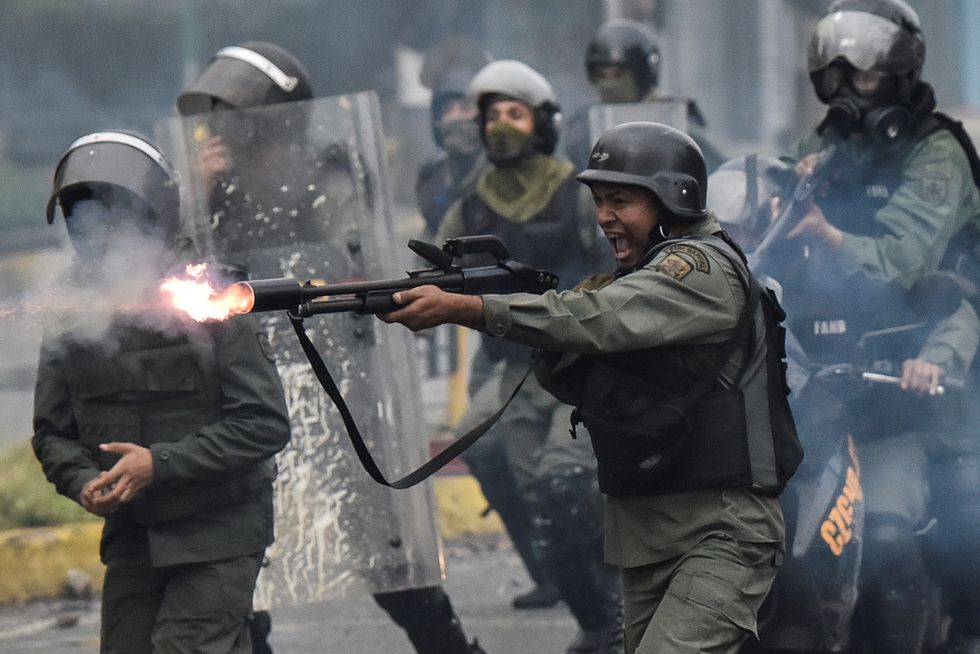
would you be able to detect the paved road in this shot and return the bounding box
[0,536,579,654]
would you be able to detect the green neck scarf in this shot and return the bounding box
[476,154,574,224]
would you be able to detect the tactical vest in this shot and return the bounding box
[571,235,802,497]
[62,321,274,524]
[462,172,591,362]
[461,173,591,289]
[782,113,978,366]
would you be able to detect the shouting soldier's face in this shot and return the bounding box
[589,182,659,269]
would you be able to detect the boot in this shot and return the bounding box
[512,580,561,609]
[373,586,479,654]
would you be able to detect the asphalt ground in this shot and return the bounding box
[0,535,579,654]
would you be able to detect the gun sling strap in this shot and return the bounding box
[288,314,536,489]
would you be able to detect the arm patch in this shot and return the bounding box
[654,253,694,280]
[656,243,711,276]
[918,173,951,207]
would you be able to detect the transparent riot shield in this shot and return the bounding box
[156,93,443,605]
[587,99,690,145]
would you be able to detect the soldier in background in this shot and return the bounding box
[437,59,621,654]
[415,38,491,238]
[772,2,980,651]
[564,18,727,174]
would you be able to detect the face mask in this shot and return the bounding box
[438,118,482,157]
[484,121,534,166]
[821,68,910,148]
[596,76,639,104]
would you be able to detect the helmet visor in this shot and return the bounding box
[807,10,921,74]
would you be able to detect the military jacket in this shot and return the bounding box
[794,120,980,291]
[482,214,784,567]
[786,116,980,366]
[32,311,290,567]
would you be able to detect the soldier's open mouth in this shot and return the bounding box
[606,233,633,261]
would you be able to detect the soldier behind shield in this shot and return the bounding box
[175,42,487,654]
[563,18,727,174]
[32,131,292,654]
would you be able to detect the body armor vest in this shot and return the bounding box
[461,173,590,289]
[570,235,801,497]
[62,320,274,524]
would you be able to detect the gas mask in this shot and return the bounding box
[437,118,482,158]
[484,122,535,166]
[818,66,911,149]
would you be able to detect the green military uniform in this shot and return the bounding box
[483,214,784,654]
[32,296,291,654]
[795,126,980,290]
[790,114,980,521]
[783,80,980,649]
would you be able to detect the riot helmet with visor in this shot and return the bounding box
[807,0,925,145]
[176,41,313,116]
[47,131,181,255]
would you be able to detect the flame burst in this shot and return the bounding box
[161,263,253,322]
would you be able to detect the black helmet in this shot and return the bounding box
[586,19,660,100]
[176,41,313,116]
[429,64,484,147]
[46,130,180,240]
[467,60,561,155]
[808,0,924,103]
[576,122,707,221]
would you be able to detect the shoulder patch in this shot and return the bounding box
[654,253,694,280]
[919,174,951,206]
[662,243,711,273]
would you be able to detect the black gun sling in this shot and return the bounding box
[289,314,536,489]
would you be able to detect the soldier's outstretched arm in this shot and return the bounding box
[383,240,742,354]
